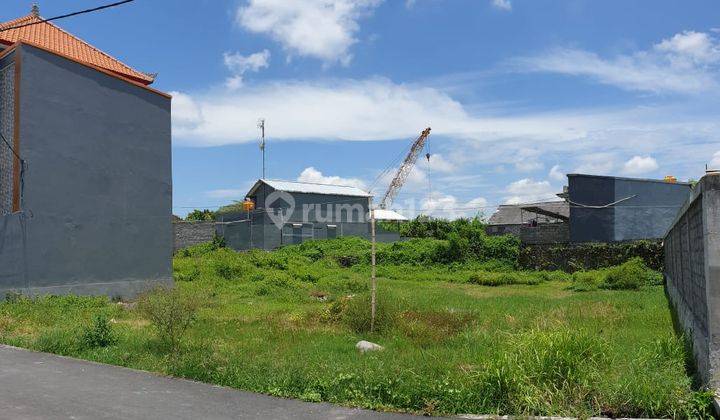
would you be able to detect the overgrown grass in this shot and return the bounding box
[0,238,710,418]
[569,257,664,292]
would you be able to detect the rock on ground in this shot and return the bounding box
[356,340,384,353]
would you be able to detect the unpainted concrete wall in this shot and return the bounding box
[520,223,569,245]
[485,224,522,237]
[0,45,172,299]
[173,221,215,252]
[664,173,720,388]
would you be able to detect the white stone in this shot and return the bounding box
[356,340,383,353]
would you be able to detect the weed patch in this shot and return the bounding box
[136,287,203,352]
[81,313,117,349]
[343,292,401,334]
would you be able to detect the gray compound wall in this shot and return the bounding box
[0,44,172,299]
[173,221,216,252]
[664,173,720,388]
[520,223,569,245]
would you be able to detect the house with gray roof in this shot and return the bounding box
[486,201,569,244]
[218,179,400,250]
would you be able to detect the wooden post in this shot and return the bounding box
[370,200,377,333]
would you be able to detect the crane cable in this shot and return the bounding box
[368,138,415,193]
[424,136,433,203]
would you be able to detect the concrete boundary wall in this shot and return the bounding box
[664,173,720,389]
[173,221,216,252]
[520,223,569,245]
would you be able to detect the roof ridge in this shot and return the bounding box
[0,14,36,30]
[0,13,153,84]
[264,178,368,190]
[41,15,153,82]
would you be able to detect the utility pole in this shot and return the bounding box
[258,118,266,179]
[369,198,377,333]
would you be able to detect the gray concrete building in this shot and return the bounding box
[567,174,692,243]
[219,179,400,251]
[0,10,172,298]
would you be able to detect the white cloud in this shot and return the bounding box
[515,161,543,172]
[711,151,720,168]
[236,0,382,64]
[655,31,720,64]
[297,166,368,190]
[425,153,455,173]
[171,76,720,188]
[622,156,659,175]
[419,192,488,219]
[171,77,606,146]
[548,164,565,182]
[223,50,271,89]
[492,0,511,11]
[515,30,720,94]
[504,178,558,204]
[573,153,616,175]
[171,92,204,132]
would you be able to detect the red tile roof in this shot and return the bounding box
[0,12,155,85]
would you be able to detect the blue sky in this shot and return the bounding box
[4,1,720,217]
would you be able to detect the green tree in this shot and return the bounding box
[185,209,216,221]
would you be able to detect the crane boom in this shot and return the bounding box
[379,127,431,209]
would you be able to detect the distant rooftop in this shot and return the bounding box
[0,7,155,85]
[373,209,408,221]
[488,201,569,225]
[567,173,693,186]
[248,179,372,198]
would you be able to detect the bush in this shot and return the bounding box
[603,257,656,290]
[468,271,542,286]
[569,271,603,292]
[136,287,203,351]
[343,292,401,334]
[81,313,117,349]
[376,239,442,265]
[568,258,663,291]
[336,255,360,267]
[322,295,353,322]
[177,236,225,257]
[536,270,572,282]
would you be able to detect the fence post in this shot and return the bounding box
[369,198,377,333]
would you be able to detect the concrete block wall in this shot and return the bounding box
[664,173,720,388]
[485,224,522,237]
[520,223,569,245]
[173,221,216,252]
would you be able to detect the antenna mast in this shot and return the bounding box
[258,118,266,179]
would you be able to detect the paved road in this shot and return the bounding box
[0,345,423,420]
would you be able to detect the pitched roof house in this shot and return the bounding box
[0,7,171,299]
[214,179,401,250]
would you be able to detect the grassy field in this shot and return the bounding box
[0,238,712,418]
